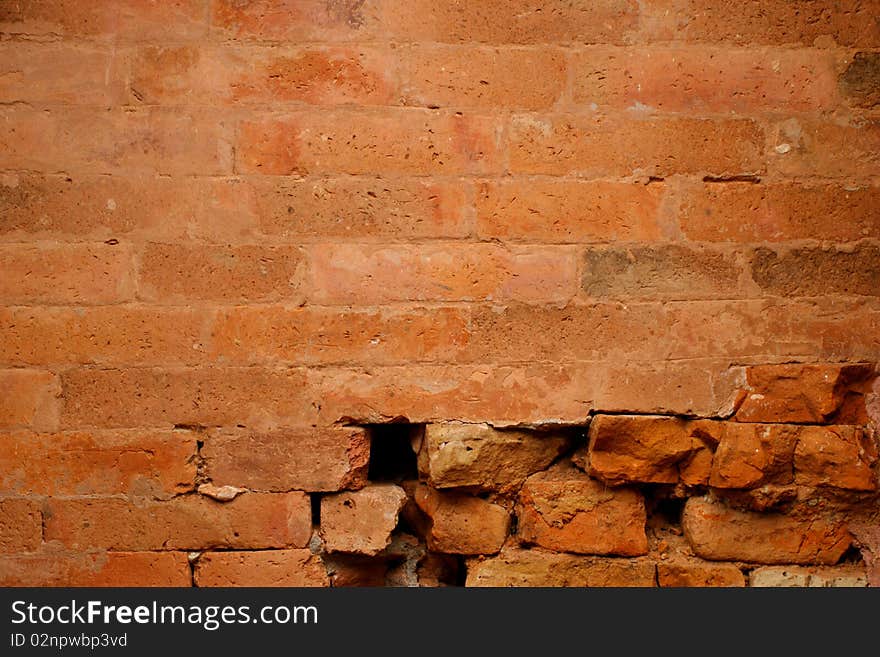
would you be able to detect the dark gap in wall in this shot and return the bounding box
[645,486,686,528]
[310,493,321,528]
[366,422,422,482]
[839,544,866,565]
[453,556,468,587]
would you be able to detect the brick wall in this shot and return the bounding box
[1,0,879,587]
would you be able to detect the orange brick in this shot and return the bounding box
[508,114,764,176]
[60,367,313,429]
[0,106,233,175]
[768,118,880,179]
[236,109,501,175]
[794,426,878,491]
[0,499,41,553]
[0,174,261,243]
[679,182,880,243]
[138,243,306,303]
[0,306,211,367]
[0,551,191,586]
[308,244,577,304]
[0,369,60,430]
[0,243,134,305]
[211,306,469,365]
[45,492,311,550]
[210,0,384,41]
[195,550,329,587]
[640,0,880,47]
[411,484,510,555]
[657,561,745,587]
[203,426,369,492]
[397,45,566,110]
[571,47,839,113]
[0,430,197,497]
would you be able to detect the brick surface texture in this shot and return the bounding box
[1,0,878,588]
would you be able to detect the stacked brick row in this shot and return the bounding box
[1,1,879,585]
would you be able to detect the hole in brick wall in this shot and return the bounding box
[366,423,422,482]
[839,545,865,565]
[310,494,321,527]
[645,488,686,529]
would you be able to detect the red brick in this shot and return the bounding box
[45,492,311,550]
[398,45,566,110]
[751,244,880,298]
[0,499,41,553]
[640,0,880,47]
[0,243,134,305]
[0,306,211,367]
[517,464,647,556]
[466,547,655,587]
[581,244,745,301]
[508,114,764,176]
[0,551,191,586]
[571,47,838,113]
[735,364,876,424]
[210,306,469,366]
[0,174,261,243]
[708,423,798,489]
[236,110,501,175]
[679,182,880,243]
[60,367,313,429]
[768,118,880,179]
[682,496,851,565]
[410,483,510,555]
[418,423,569,493]
[0,42,122,104]
[657,561,745,587]
[320,484,407,555]
[195,550,328,587]
[138,243,306,303]
[249,177,470,241]
[0,106,232,175]
[0,0,208,40]
[209,0,383,41]
[476,180,664,243]
[794,426,878,491]
[0,369,60,430]
[127,45,396,106]
[309,244,577,304]
[203,426,369,492]
[0,430,196,497]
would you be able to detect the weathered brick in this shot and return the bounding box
[682,496,851,565]
[210,306,469,366]
[0,499,41,553]
[0,551,191,586]
[410,484,510,555]
[751,244,880,298]
[203,426,369,492]
[679,182,880,243]
[581,244,745,301]
[517,464,647,556]
[138,243,306,303]
[750,564,867,587]
[45,492,311,550]
[839,52,880,109]
[0,243,134,305]
[320,484,407,555]
[794,426,878,491]
[309,244,577,304]
[0,174,261,243]
[657,561,745,587]
[0,369,60,430]
[708,423,798,489]
[195,550,329,587]
[0,306,210,367]
[236,110,501,175]
[398,45,565,110]
[768,118,880,179]
[418,423,568,493]
[60,367,312,429]
[0,106,232,175]
[508,114,764,176]
[466,547,655,587]
[476,180,664,243]
[250,177,470,241]
[735,363,876,424]
[639,0,880,47]
[572,47,838,112]
[0,430,196,497]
